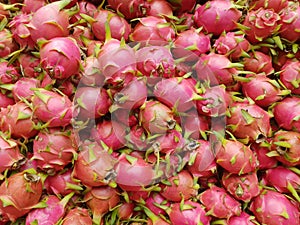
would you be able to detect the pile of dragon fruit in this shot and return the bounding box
[0,0,299,224]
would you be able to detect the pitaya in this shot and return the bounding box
[145,192,170,216]
[199,185,242,219]
[181,111,209,139]
[243,51,274,75]
[251,142,278,170]
[0,28,16,58]
[0,61,20,84]
[107,0,149,19]
[21,0,46,13]
[249,0,288,12]
[124,125,151,151]
[0,92,14,108]
[17,53,41,78]
[194,0,242,36]
[146,0,173,17]
[168,0,196,14]
[80,56,105,87]
[152,129,185,154]
[62,207,93,225]
[70,1,97,24]
[228,212,257,225]
[279,59,300,95]
[250,190,299,225]
[12,77,40,101]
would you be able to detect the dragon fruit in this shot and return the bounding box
[21,0,46,13]
[124,125,150,151]
[145,192,170,216]
[152,129,185,154]
[107,0,149,19]
[0,61,20,84]
[28,0,70,42]
[279,59,300,94]
[250,189,299,225]
[80,56,105,87]
[168,0,196,14]
[168,200,211,225]
[84,186,120,225]
[32,88,73,127]
[0,28,16,58]
[226,102,271,143]
[273,96,300,132]
[269,130,300,166]
[0,170,43,223]
[39,37,81,80]
[228,212,257,225]
[279,2,300,43]
[32,128,77,174]
[251,142,278,170]
[216,139,257,175]
[62,207,92,225]
[0,92,14,108]
[139,100,176,134]
[243,51,274,75]
[70,1,97,24]
[249,0,288,12]
[0,101,38,139]
[12,77,40,101]
[182,111,209,139]
[199,185,242,219]
[17,53,41,78]
[25,193,74,225]
[146,0,173,17]
[73,141,117,187]
[70,25,94,48]
[194,0,242,36]
[222,172,260,202]
[214,32,251,60]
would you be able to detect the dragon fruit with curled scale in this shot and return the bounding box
[0,61,20,84]
[0,28,16,57]
[107,0,149,19]
[279,59,300,95]
[249,0,288,12]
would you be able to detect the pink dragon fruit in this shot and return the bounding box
[0,170,43,223]
[152,129,185,154]
[12,77,40,101]
[273,96,300,132]
[73,141,117,187]
[269,130,300,166]
[39,37,81,80]
[0,61,20,84]
[115,202,134,220]
[243,7,280,43]
[249,0,288,12]
[199,185,242,219]
[0,92,14,108]
[226,102,271,143]
[139,100,176,134]
[25,193,74,225]
[0,134,24,174]
[80,56,105,87]
[222,172,260,202]
[32,128,78,174]
[70,1,97,24]
[250,189,299,225]
[21,0,46,13]
[243,51,274,75]
[70,25,94,48]
[32,88,73,127]
[168,0,196,14]
[279,2,300,43]
[124,125,150,151]
[194,0,242,35]
[228,212,257,225]
[17,53,41,78]
[0,28,16,58]
[130,16,175,44]
[214,32,251,60]
[216,139,257,175]
[28,0,70,42]
[145,192,170,216]
[0,102,38,139]
[168,200,211,225]
[107,0,149,19]
[112,108,138,127]
[195,53,239,86]
[279,59,300,94]
[62,207,93,225]
[146,0,173,17]
[251,142,278,170]
[182,111,209,139]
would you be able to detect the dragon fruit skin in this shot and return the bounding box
[17,53,41,78]
[0,171,43,223]
[216,139,257,175]
[214,32,250,60]
[0,92,14,108]
[250,190,299,225]
[32,128,77,174]
[107,0,149,19]
[0,102,38,139]
[0,28,16,58]
[243,7,280,43]
[80,56,105,87]
[39,37,81,80]
[273,96,300,132]
[243,51,274,75]
[194,0,242,36]
[228,212,257,225]
[222,172,260,202]
[168,0,196,14]
[145,192,170,216]
[182,111,209,140]
[280,60,300,95]
[168,200,211,225]
[0,61,20,84]
[73,141,116,187]
[28,0,70,42]
[12,77,40,101]
[21,0,46,13]
[32,88,73,127]
[226,102,271,143]
[62,207,92,225]
[251,142,278,170]
[199,185,242,219]
[152,129,185,154]
[249,0,288,12]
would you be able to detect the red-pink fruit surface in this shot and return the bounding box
[199,185,241,219]
[168,0,196,14]
[40,37,81,80]
[152,129,185,154]
[21,0,46,13]
[0,28,16,57]
[0,92,14,108]
[216,139,257,175]
[124,125,149,151]
[243,51,274,75]
[228,212,256,225]
[147,0,173,17]
[62,207,92,225]
[145,192,169,216]
[251,142,278,170]
[169,200,211,225]
[17,54,41,78]
[12,77,40,101]
[0,61,20,84]
[194,0,242,35]
[280,60,300,94]
[249,0,288,12]
[107,0,149,19]
[182,111,209,140]
[80,56,105,87]
[250,190,299,225]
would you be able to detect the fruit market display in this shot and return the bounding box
[0,0,299,224]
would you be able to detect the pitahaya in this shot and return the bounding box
[181,111,209,140]
[12,77,40,101]
[70,25,94,48]
[124,125,151,151]
[199,185,242,219]
[228,212,257,225]
[251,142,278,170]
[243,51,274,75]
[0,28,16,58]
[62,207,92,225]
[70,1,97,24]
[168,0,196,14]
[146,0,173,17]
[145,192,170,216]
[80,56,105,87]
[249,0,288,12]
[194,0,242,36]
[21,0,46,13]
[0,61,20,84]
[107,0,149,19]
[279,59,300,95]
[250,189,299,225]
[152,129,185,154]
[17,53,41,78]
[39,37,81,80]
[0,92,14,108]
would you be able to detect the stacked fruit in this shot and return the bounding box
[0,0,299,224]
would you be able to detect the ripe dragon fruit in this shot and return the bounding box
[228,212,257,225]
[12,77,40,101]
[279,59,300,95]
[249,0,288,12]
[216,139,257,175]
[251,142,278,170]
[0,61,20,84]
[226,102,272,143]
[181,111,209,139]
[145,192,170,216]
[73,141,117,187]
[199,185,242,219]
[146,0,173,17]
[168,0,196,14]
[0,28,16,58]
[62,207,93,225]
[32,128,78,174]
[0,170,43,223]
[124,125,150,151]
[273,96,300,132]
[39,37,81,80]
[194,0,242,36]
[32,88,73,127]
[21,0,46,13]
[0,92,14,108]
[70,1,97,24]
[250,189,299,225]
[107,0,149,19]
[80,56,105,87]
[243,51,274,75]
[17,53,41,78]
[0,101,38,139]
